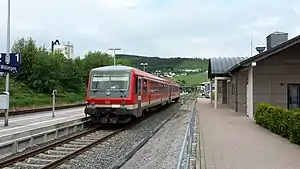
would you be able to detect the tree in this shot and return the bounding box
[11,37,39,83]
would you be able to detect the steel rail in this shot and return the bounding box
[0,125,100,168]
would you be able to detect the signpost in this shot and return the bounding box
[52,90,57,118]
[0,53,21,73]
[0,52,21,126]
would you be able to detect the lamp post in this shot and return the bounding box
[51,39,60,53]
[109,48,121,66]
[4,0,11,126]
[140,62,148,71]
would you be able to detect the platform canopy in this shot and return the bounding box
[208,57,248,79]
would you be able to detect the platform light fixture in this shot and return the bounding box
[140,62,148,71]
[109,48,121,66]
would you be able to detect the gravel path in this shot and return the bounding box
[62,103,181,169]
[120,101,192,169]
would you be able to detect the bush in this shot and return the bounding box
[255,103,300,144]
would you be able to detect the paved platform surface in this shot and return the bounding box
[197,98,300,169]
[0,107,85,135]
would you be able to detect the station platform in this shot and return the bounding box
[0,106,86,158]
[196,98,300,169]
[0,106,85,133]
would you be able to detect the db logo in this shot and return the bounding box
[105,100,110,104]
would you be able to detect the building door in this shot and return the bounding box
[288,84,300,109]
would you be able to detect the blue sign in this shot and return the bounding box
[0,53,21,73]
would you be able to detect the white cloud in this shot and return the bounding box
[0,0,299,58]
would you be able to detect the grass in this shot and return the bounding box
[0,78,85,109]
[171,73,208,85]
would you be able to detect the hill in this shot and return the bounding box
[171,73,208,86]
[116,54,208,73]
[116,54,209,85]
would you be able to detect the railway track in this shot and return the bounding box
[0,123,130,169]
[0,97,189,169]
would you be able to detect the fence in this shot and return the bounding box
[176,97,197,169]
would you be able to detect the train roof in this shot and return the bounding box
[91,65,135,72]
[91,65,180,86]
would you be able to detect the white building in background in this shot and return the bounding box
[53,41,75,59]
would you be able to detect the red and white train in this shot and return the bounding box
[84,65,181,124]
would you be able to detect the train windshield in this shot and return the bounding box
[90,72,130,92]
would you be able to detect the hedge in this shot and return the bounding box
[255,103,300,144]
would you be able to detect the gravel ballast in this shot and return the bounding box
[120,101,192,169]
[63,103,182,169]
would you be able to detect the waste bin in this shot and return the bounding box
[0,91,9,110]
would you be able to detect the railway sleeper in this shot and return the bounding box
[69,140,92,145]
[36,153,64,159]
[62,143,86,148]
[95,130,113,134]
[89,133,110,138]
[84,136,104,140]
[57,164,73,169]
[75,138,97,142]
[55,146,79,151]
[15,162,45,168]
[26,157,56,164]
[46,150,71,155]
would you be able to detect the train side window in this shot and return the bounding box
[135,77,142,94]
[150,81,153,93]
[143,79,147,93]
[135,77,138,94]
[159,83,162,93]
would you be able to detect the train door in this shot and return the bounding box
[142,79,148,105]
[148,80,151,105]
[137,77,142,116]
[168,84,172,103]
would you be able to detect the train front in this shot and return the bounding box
[85,67,134,124]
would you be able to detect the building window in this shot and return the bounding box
[288,84,300,109]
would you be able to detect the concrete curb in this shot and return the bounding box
[196,98,206,169]
[0,117,88,159]
[0,103,85,117]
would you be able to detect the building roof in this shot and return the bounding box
[228,34,300,74]
[208,57,248,79]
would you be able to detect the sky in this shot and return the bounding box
[0,0,300,58]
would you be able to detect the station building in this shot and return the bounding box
[208,32,300,119]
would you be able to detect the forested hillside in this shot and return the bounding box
[116,54,208,73]
[0,37,208,109]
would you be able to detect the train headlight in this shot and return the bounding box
[112,104,121,108]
